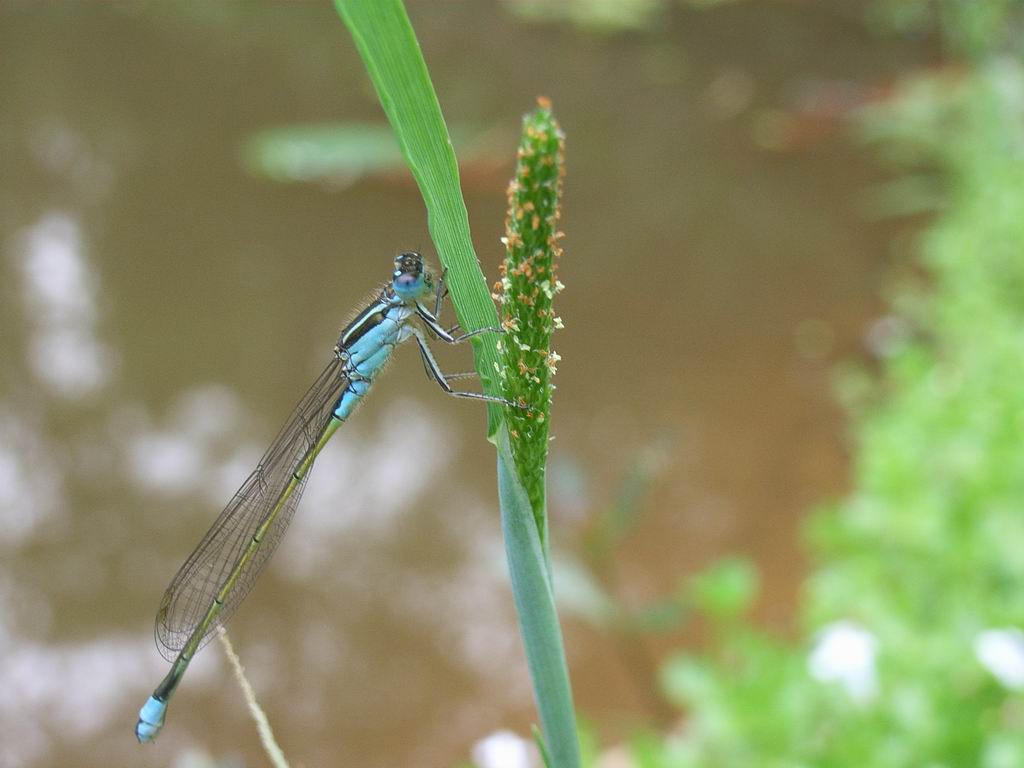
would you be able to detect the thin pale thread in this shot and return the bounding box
[217,627,291,768]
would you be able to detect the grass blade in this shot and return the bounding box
[499,426,581,767]
[333,0,502,434]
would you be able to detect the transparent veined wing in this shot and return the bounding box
[154,357,348,660]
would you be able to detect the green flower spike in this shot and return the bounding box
[495,97,566,537]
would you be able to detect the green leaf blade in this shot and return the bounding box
[334,0,502,434]
[498,426,581,768]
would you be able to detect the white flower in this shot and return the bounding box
[471,730,533,768]
[975,628,1024,689]
[808,620,878,703]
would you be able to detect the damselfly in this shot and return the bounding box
[136,251,509,742]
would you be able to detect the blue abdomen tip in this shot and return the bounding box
[135,696,167,743]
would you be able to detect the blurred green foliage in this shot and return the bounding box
[502,0,663,32]
[580,12,1024,768]
[867,0,1024,59]
[242,123,409,187]
[241,122,505,189]
[686,558,757,622]
[502,0,750,33]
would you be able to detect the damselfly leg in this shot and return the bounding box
[416,275,519,407]
[413,329,516,406]
[433,267,449,318]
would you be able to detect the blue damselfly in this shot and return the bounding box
[136,252,507,742]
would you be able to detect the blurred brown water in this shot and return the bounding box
[0,2,927,766]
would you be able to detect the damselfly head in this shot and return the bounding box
[392,250,432,300]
